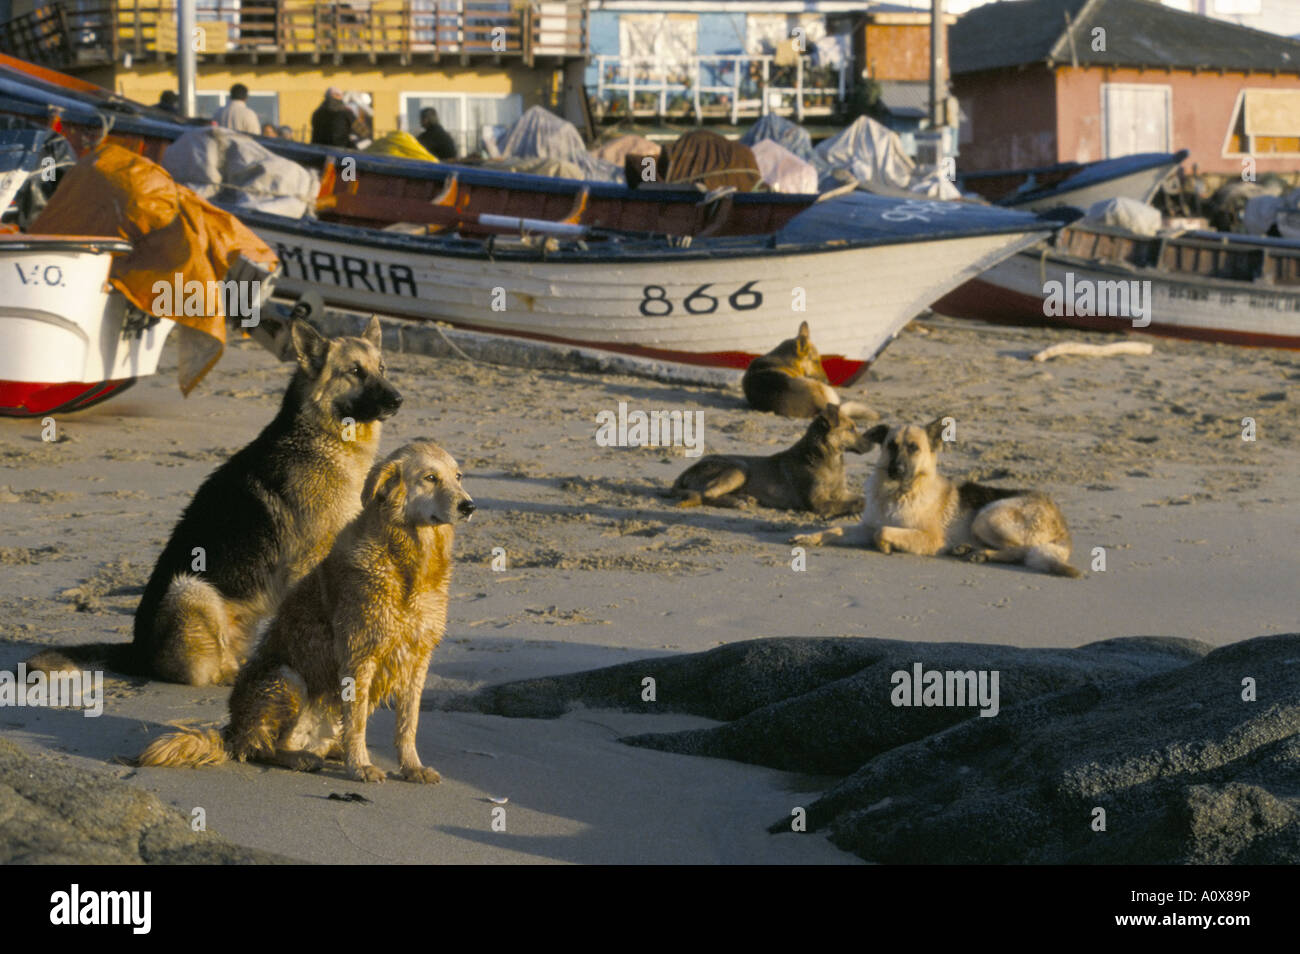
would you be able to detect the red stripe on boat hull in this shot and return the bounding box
[401,314,868,386]
[0,379,137,417]
[935,278,1300,350]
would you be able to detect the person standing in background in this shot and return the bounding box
[311,87,355,148]
[212,83,262,135]
[417,107,457,160]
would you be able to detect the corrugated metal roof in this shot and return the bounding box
[951,0,1300,75]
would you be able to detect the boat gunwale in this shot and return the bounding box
[241,202,1057,264]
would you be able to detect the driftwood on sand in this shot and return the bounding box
[1032,341,1155,362]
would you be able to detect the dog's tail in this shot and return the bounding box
[136,727,229,768]
[24,642,140,676]
[834,399,880,423]
[1026,544,1083,578]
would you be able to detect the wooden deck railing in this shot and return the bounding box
[0,1,587,65]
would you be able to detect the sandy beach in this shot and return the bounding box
[2,312,1297,863]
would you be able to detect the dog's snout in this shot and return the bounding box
[385,389,403,409]
[457,499,476,519]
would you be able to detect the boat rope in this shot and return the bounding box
[431,322,481,366]
[94,111,113,148]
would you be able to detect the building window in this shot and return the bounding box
[399,93,523,158]
[1223,89,1300,157]
[198,90,280,129]
[1100,84,1171,158]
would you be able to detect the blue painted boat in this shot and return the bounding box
[959,151,1189,212]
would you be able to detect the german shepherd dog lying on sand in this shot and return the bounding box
[138,443,474,783]
[742,321,876,420]
[26,317,403,686]
[793,416,1081,577]
[670,404,874,516]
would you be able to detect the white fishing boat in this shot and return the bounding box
[0,232,175,415]
[240,192,1062,384]
[934,222,1300,349]
[960,151,1188,213]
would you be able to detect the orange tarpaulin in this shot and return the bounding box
[28,142,278,394]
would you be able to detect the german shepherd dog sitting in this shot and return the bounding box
[669,404,874,516]
[793,416,1081,577]
[26,318,403,686]
[138,443,475,783]
[742,321,876,420]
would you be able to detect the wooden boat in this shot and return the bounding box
[0,54,1066,379]
[0,57,814,238]
[241,192,1061,384]
[0,231,175,415]
[958,151,1188,213]
[933,222,1300,349]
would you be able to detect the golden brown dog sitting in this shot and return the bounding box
[138,442,475,782]
[742,321,875,420]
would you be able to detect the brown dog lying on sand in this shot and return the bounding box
[793,416,1081,577]
[669,404,875,516]
[138,442,476,782]
[742,321,876,420]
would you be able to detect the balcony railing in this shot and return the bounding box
[0,1,587,66]
[593,54,847,124]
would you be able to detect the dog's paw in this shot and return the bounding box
[285,752,324,773]
[350,763,387,783]
[950,544,973,557]
[791,532,819,546]
[965,550,988,564]
[401,765,442,784]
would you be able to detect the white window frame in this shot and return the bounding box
[398,91,523,156]
[1099,83,1172,158]
[1221,88,1300,159]
[198,89,280,127]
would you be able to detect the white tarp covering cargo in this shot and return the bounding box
[750,139,818,194]
[591,134,662,166]
[162,127,318,219]
[498,106,623,183]
[1243,189,1300,238]
[1082,196,1163,237]
[813,116,960,199]
[814,116,915,191]
[740,114,814,162]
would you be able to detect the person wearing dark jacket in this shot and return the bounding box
[311,87,354,148]
[416,108,457,160]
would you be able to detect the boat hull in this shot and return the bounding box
[249,210,1051,385]
[0,236,175,414]
[934,247,1300,349]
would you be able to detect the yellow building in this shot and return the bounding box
[0,0,590,150]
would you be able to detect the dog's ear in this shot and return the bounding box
[291,319,329,374]
[925,416,949,451]
[362,315,383,349]
[362,458,405,508]
[820,403,842,424]
[797,320,811,340]
[865,424,890,447]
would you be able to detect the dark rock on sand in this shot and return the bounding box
[445,637,897,720]
[0,738,293,864]
[807,633,1300,864]
[454,633,1300,864]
